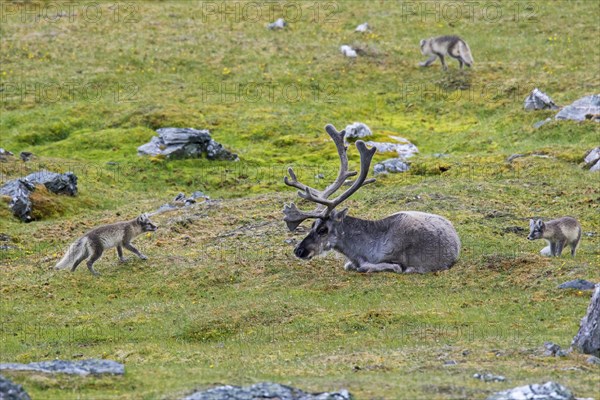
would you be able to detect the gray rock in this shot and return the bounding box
[355,22,370,32]
[558,279,596,290]
[473,373,506,382]
[591,160,600,172]
[544,341,565,357]
[364,141,418,158]
[555,94,600,122]
[486,381,575,400]
[571,284,600,356]
[0,179,35,222]
[138,128,237,161]
[25,170,78,196]
[340,45,357,58]
[267,18,286,30]
[190,191,209,200]
[533,118,552,129]
[524,88,559,111]
[344,122,372,139]
[19,152,33,162]
[0,359,124,376]
[0,374,31,400]
[374,158,410,175]
[586,356,600,365]
[0,148,14,162]
[183,382,352,400]
[584,147,600,166]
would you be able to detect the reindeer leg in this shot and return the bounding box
[343,261,358,271]
[356,262,403,274]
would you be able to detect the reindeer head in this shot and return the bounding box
[283,124,376,259]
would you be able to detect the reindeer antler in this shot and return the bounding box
[283,124,377,231]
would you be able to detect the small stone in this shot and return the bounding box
[340,45,357,58]
[524,88,558,110]
[190,191,208,200]
[19,151,33,162]
[533,118,552,129]
[267,18,286,30]
[355,22,370,32]
[344,122,372,139]
[590,159,600,172]
[374,158,410,175]
[558,279,596,290]
[583,147,600,166]
[443,360,457,366]
[586,356,600,365]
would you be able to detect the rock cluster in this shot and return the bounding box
[556,94,600,122]
[0,359,124,376]
[486,381,575,400]
[137,128,237,161]
[0,170,78,222]
[183,382,351,400]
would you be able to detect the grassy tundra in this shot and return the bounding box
[1,1,599,399]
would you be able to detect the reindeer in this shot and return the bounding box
[283,124,461,274]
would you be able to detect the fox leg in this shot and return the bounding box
[437,54,447,70]
[116,245,127,262]
[124,242,147,260]
[71,251,89,272]
[356,262,403,274]
[555,241,566,257]
[86,249,103,276]
[419,55,437,67]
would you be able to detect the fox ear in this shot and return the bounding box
[138,213,147,222]
[535,220,544,229]
[529,219,535,229]
[420,39,426,47]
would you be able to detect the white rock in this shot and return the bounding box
[340,45,357,58]
[355,22,370,32]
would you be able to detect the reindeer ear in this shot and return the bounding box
[285,220,302,231]
[332,208,348,222]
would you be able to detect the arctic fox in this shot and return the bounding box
[527,217,581,257]
[55,214,157,276]
[419,35,473,70]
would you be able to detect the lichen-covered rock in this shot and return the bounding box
[344,122,372,139]
[486,381,575,400]
[374,158,410,175]
[138,128,237,161]
[524,88,558,110]
[571,284,600,356]
[0,374,31,400]
[25,170,78,196]
[0,170,78,221]
[183,382,352,400]
[0,359,124,376]
[364,140,418,158]
[555,94,600,122]
[584,147,600,172]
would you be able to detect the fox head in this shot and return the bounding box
[528,219,544,240]
[137,213,158,232]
